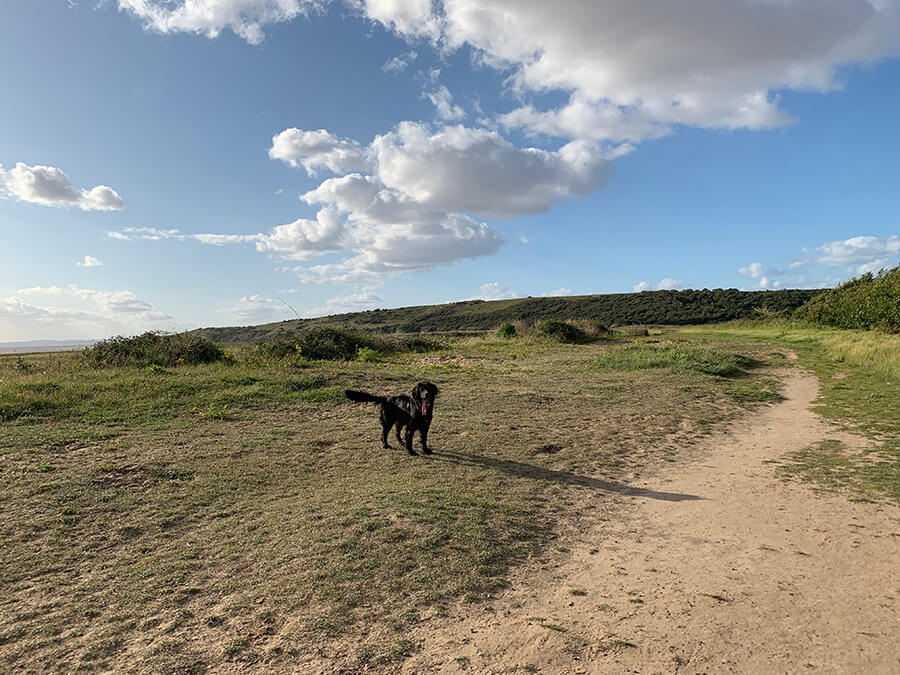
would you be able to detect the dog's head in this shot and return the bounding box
[412,381,439,416]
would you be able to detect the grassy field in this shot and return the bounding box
[681,323,900,502]
[0,328,885,671]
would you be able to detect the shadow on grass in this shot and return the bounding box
[433,451,704,502]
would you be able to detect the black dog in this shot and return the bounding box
[344,382,439,456]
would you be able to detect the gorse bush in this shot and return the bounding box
[536,320,588,344]
[256,340,300,360]
[498,323,517,338]
[795,265,900,332]
[81,331,225,368]
[398,335,445,353]
[296,328,385,360]
[356,347,381,363]
[255,329,443,361]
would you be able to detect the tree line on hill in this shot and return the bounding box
[190,288,823,343]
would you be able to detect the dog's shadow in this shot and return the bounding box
[431,450,703,502]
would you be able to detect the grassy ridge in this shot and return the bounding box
[189,288,820,343]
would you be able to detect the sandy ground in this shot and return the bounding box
[399,369,900,674]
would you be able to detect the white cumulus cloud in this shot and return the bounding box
[116,0,319,44]
[76,255,103,268]
[634,278,684,292]
[253,208,349,260]
[463,282,518,301]
[430,0,900,142]
[268,128,372,176]
[0,162,124,211]
[814,235,900,266]
[371,122,612,219]
[739,262,784,279]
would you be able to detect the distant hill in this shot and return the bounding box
[188,288,822,344]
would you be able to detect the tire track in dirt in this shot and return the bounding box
[401,369,900,673]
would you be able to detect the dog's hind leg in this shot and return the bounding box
[380,417,392,449]
[394,421,404,446]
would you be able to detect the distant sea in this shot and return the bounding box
[0,340,97,355]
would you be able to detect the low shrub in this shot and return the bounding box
[356,347,381,362]
[296,327,384,361]
[81,331,225,368]
[498,323,517,338]
[397,335,445,353]
[614,324,650,336]
[256,329,442,361]
[536,320,588,344]
[256,340,300,360]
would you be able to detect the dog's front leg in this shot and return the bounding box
[420,425,432,455]
[404,427,418,456]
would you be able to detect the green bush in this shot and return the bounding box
[498,323,517,338]
[81,331,225,368]
[397,335,445,353]
[256,329,443,361]
[356,347,381,362]
[536,320,588,344]
[795,265,900,332]
[295,327,383,361]
[256,340,300,360]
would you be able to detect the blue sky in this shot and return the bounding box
[1,0,899,341]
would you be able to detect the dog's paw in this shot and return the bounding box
[423,448,433,455]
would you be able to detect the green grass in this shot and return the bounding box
[0,331,860,671]
[593,343,757,377]
[680,323,900,503]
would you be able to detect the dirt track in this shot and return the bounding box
[401,369,900,673]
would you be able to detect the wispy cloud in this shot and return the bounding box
[382,49,417,74]
[2,284,174,341]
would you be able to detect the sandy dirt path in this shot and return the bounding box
[401,369,900,674]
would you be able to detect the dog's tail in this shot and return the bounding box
[344,389,387,405]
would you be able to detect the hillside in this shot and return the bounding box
[190,288,821,343]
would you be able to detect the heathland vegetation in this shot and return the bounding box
[189,287,820,343]
[795,264,900,332]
